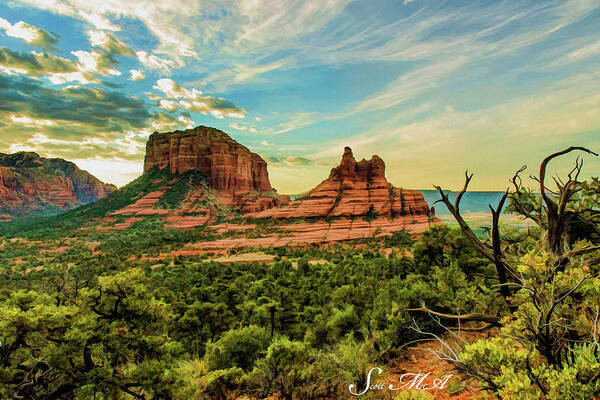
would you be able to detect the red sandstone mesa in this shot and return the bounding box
[0,152,116,217]
[247,146,434,220]
[144,126,272,192]
[143,126,287,213]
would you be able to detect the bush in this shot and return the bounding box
[205,325,271,372]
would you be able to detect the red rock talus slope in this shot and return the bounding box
[0,152,116,217]
[143,126,287,213]
[247,146,434,219]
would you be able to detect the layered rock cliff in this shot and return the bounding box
[0,152,116,217]
[144,126,272,192]
[247,147,434,219]
[142,126,286,213]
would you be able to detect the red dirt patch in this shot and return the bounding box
[383,333,488,400]
[100,217,142,230]
[191,216,436,251]
[165,215,210,229]
[110,190,167,216]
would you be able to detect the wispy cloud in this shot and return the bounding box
[2,0,600,190]
[307,70,600,190]
[262,154,314,167]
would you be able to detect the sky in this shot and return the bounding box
[0,0,599,194]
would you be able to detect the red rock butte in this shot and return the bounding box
[144,126,272,193]
[143,126,287,213]
[247,146,434,220]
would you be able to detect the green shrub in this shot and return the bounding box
[205,325,271,372]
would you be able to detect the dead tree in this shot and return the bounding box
[405,147,600,394]
[534,146,599,257]
[410,146,599,322]
[434,172,515,302]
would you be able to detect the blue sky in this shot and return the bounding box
[0,0,599,193]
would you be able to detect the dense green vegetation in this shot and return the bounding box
[0,217,495,399]
[0,148,599,399]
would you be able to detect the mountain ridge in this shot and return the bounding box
[0,151,116,217]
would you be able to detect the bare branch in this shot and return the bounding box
[404,307,501,326]
[538,146,598,213]
[455,170,474,211]
[511,165,527,193]
[435,171,515,302]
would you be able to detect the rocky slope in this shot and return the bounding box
[164,143,439,247]
[144,126,286,213]
[0,152,116,217]
[247,146,434,219]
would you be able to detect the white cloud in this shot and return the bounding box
[153,78,202,100]
[211,110,225,119]
[226,112,246,119]
[0,17,57,49]
[71,49,121,76]
[152,78,247,119]
[158,99,178,112]
[78,10,121,31]
[178,115,194,129]
[18,0,201,61]
[261,140,274,146]
[47,71,99,84]
[10,114,54,127]
[129,69,145,81]
[87,30,134,56]
[229,122,247,131]
[136,50,181,73]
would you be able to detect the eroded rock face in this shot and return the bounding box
[144,126,272,192]
[143,126,285,213]
[247,147,434,219]
[0,152,117,217]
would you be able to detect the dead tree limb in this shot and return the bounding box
[434,171,514,301]
[537,146,598,255]
[404,307,501,326]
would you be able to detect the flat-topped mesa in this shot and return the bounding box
[143,126,286,213]
[144,126,272,193]
[247,146,434,220]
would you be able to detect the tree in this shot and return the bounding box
[412,147,600,399]
[0,269,184,400]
